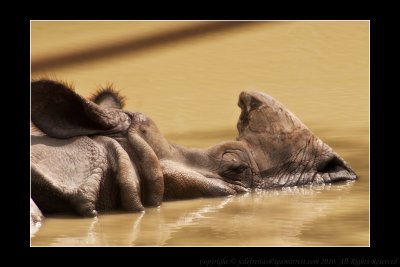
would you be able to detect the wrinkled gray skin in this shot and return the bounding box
[31,80,357,228]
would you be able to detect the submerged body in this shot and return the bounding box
[31,79,356,228]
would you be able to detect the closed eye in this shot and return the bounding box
[221,163,248,177]
[230,164,248,173]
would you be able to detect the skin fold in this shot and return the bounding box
[30,79,357,229]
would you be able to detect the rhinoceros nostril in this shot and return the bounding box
[316,156,344,173]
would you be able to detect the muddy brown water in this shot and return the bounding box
[30,21,369,246]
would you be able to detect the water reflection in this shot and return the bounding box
[31,180,363,246]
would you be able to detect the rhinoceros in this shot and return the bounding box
[31,79,356,227]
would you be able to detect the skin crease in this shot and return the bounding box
[30,79,357,229]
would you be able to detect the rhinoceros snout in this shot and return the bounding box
[316,154,357,183]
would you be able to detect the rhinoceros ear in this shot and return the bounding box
[89,86,126,109]
[31,79,131,138]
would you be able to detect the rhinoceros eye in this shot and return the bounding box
[229,164,248,174]
[220,152,249,178]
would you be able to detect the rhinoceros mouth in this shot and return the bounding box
[319,169,357,183]
[316,155,357,182]
[253,156,357,189]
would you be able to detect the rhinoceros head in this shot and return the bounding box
[213,91,357,189]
